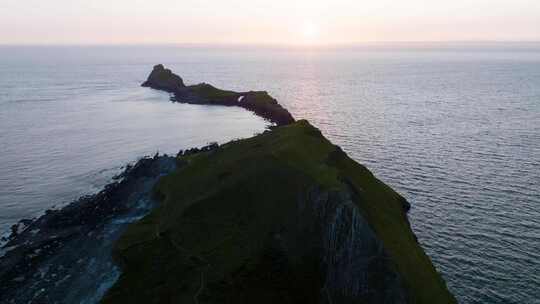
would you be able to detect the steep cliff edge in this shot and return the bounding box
[102,120,456,304]
[141,64,295,126]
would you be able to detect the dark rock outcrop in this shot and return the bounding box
[141,64,185,93]
[141,65,295,126]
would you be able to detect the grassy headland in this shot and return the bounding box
[102,120,455,304]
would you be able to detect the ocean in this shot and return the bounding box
[0,44,539,303]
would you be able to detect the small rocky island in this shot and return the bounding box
[142,64,295,126]
[0,68,456,303]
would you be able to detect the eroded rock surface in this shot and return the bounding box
[299,187,408,303]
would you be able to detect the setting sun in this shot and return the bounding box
[299,21,320,44]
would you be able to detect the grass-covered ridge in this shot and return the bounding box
[187,83,239,99]
[184,82,294,126]
[102,120,455,304]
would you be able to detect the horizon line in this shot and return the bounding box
[1,40,540,48]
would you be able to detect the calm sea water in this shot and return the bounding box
[0,44,539,303]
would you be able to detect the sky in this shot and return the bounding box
[1,0,539,45]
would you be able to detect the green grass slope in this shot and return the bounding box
[102,120,455,304]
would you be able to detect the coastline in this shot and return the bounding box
[0,155,176,303]
[1,44,538,304]
[0,67,456,303]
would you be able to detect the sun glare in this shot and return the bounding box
[300,21,319,43]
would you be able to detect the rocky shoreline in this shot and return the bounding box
[0,154,176,303]
[142,64,295,126]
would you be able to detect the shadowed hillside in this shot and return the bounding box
[103,120,456,304]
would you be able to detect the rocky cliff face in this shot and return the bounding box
[299,187,408,303]
[102,121,456,304]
